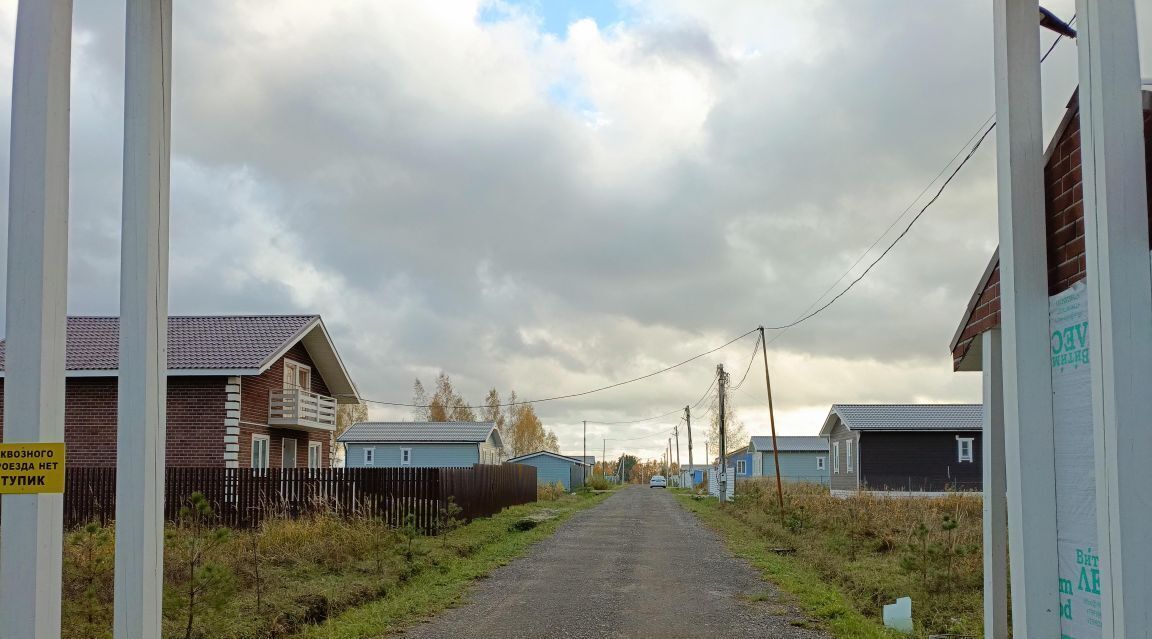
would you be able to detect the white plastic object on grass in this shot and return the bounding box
[882,596,913,633]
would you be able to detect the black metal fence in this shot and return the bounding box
[53,464,536,533]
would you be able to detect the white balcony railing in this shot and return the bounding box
[269,388,338,431]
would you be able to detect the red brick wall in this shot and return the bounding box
[952,105,1152,369]
[237,342,332,469]
[0,376,227,467]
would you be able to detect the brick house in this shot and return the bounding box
[950,90,1152,370]
[0,315,360,468]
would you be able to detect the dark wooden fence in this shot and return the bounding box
[55,464,536,533]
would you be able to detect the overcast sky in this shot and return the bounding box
[0,0,1143,460]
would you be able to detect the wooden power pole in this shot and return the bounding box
[717,364,728,502]
[685,405,693,476]
[759,327,785,516]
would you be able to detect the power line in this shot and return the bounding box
[587,407,685,425]
[763,22,1074,340]
[728,331,762,391]
[352,327,758,410]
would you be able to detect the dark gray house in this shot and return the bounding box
[819,404,982,495]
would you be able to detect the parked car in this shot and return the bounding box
[649,475,667,488]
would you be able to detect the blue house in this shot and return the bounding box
[747,435,829,485]
[337,422,504,468]
[721,445,754,479]
[507,451,591,491]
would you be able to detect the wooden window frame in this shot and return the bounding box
[363,447,375,466]
[307,441,322,469]
[816,456,826,471]
[846,440,854,472]
[957,436,974,463]
[283,358,312,391]
[401,447,412,466]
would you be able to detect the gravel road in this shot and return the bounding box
[401,484,828,638]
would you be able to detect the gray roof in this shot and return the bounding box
[749,436,828,452]
[337,422,498,444]
[824,404,982,434]
[506,451,591,466]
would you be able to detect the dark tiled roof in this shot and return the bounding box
[0,315,318,372]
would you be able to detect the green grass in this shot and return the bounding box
[677,493,897,639]
[293,491,610,638]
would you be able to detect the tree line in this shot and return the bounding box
[411,373,561,458]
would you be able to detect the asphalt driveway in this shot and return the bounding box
[401,484,827,638]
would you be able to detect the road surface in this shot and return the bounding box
[402,485,827,638]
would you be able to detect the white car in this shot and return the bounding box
[649,475,667,488]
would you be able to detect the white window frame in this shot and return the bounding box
[957,436,974,463]
[816,456,826,471]
[736,459,747,475]
[833,442,840,473]
[308,441,322,469]
[251,434,270,470]
[401,447,412,466]
[363,447,375,466]
[283,358,312,391]
[846,440,854,472]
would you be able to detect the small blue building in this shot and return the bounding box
[337,421,504,468]
[748,435,829,485]
[723,445,754,479]
[507,451,591,491]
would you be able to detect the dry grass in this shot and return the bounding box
[720,480,983,637]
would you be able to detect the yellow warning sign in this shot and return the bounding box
[0,443,65,494]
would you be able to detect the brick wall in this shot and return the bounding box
[0,375,227,467]
[952,104,1152,369]
[237,342,332,469]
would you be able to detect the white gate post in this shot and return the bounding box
[113,1,172,637]
[992,0,1061,636]
[1074,0,1152,635]
[981,329,1009,638]
[0,2,73,636]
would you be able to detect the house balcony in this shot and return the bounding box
[268,388,338,431]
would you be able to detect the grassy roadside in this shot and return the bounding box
[676,491,896,639]
[294,489,612,639]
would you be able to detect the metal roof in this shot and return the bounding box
[0,315,317,372]
[749,436,828,452]
[337,422,498,444]
[822,404,982,435]
[506,451,592,466]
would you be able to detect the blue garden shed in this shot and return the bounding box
[507,451,591,491]
[748,435,829,485]
[338,421,504,468]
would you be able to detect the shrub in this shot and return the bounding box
[586,474,611,490]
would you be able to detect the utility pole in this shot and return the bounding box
[674,424,681,472]
[759,327,785,515]
[717,363,728,502]
[582,420,587,484]
[667,438,672,478]
[685,405,694,479]
[602,439,606,479]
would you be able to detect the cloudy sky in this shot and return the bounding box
[0,0,1143,460]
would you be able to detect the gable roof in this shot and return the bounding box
[337,421,500,445]
[0,315,360,402]
[506,450,592,466]
[819,404,982,436]
[749,436,828,452]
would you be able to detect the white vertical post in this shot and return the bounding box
[0,2,72,636]
[981,329,1009,639]
[1075,0,1152,635]
[992,0,1061,636]
[113,1,171,637]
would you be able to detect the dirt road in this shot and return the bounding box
[401,485,827,638]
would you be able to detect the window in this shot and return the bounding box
[401,448,412,466]
[282,438,297,469]
[816,456,826,471]
[833,442,840,473]
[251,435,269,470]
[308,442,322,469]
[846,440,854,472]
[736,459,747,475]
[957,437,974,463]
[283,359,311,391]
[364,447,375,466]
